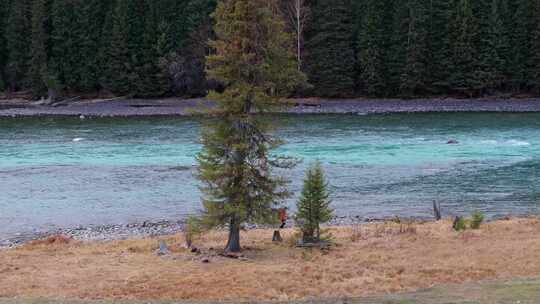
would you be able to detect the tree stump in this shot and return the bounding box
[272,230,283,242]
[433,201,442,221]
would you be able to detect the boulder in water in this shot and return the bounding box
[447,139,459,144]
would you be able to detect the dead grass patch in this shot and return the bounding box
[2,218,540,301]
[25,235,75,248]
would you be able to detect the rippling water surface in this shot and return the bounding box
[1,113,540,239]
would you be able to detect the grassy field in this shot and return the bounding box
[2,218,540,302]
[3,279,540,304]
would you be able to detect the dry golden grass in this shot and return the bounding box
[2,217,540,301]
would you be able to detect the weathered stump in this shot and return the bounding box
[272,230,283,242]
[433,201,442,221]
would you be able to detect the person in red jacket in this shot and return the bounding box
[279,208,287,229]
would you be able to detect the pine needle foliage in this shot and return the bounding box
[197,0,307,253]
[296,161,333,243]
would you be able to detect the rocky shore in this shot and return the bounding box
[0,214,425,249]
[1,97,540,117]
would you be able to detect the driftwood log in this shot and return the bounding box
[52,96,81,107]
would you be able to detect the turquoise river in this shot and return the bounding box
[1,113,540,240]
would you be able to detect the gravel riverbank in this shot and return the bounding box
[1,97,540,117]
[0,215,422,249]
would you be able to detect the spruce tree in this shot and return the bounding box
[159,0,217,97]
[30,0,50,98]
[389,0,429,96]
[103,0,132,95]
[449,0,480,96]
[304,0,355,97]
[475,0,505,94]
[5,0,32,91]
[97,1,114,91]
[184,0,217,96]
[506,0,530,92]
[296,161,333,243]
[0,0,9,91]
[75,0,105,92]
[528,0,540,93]
[163,0,190,51]
[358,0,391,96]
[198,0,307,253]
[125,0,147,93]
[50,0,77,91]
[388,1,408,95]
[425,0,453,94]
[136,0,168,97]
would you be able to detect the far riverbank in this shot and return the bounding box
[2,97,540,117]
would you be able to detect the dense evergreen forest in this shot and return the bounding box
[1,0,540,99]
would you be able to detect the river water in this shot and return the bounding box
[1,113,539,240]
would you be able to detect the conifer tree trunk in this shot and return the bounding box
[225,217,241,253]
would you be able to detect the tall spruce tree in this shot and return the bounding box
[30,0,50,98]
[185,0,217,96]
[475,0,505,94]
[358,0,391,96]
[50,0,78,92]
[97,1,114,91]
[160,0,216,97]
[528,0,540,93]
[304,0,355,97]
[449,0,480,96]
[74,0,105,92]
[389,0,429,96]
[0,0,9,91]
[136,0,168,97]
[388,1,408,95]
[425,0,453,94]
[506,0,530,92]
[125,0,147,94]
[103,0,132,95]
[5,0,32,91]
[198,0,307,253]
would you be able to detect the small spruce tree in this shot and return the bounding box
[296,161,333,243]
